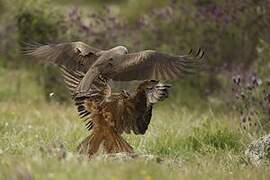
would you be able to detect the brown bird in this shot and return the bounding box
[58,66,171,156]
[26,41,204,156]
[26,41,204,97]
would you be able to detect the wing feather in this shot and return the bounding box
[25,41,102,73]
[58,65,111,131]
[111,49,205,81]
[165,62,175,79]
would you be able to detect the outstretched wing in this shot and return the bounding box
[111,49,205,81]
[24,41,102,72]
[110,81,171,135]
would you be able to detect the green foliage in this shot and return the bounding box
[56,0,127,5]
[16,9,59,44]
[187,123,242,152]
[145,120,243,157]
[0,66,44,102]
[120,0,170,23]
[253,40,270,78]
[0,0,4,15]
[0,56,7,68]
[13,1,71,102]
[38,66,71,103]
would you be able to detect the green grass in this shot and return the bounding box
[0,66,269,180]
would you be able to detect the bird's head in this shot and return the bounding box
[111,46,128,55]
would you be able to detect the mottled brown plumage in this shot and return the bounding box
[76,79,170,156]
[34,64,170,157]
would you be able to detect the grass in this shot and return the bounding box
[0,66,269,180]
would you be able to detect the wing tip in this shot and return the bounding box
[188,48,205,60]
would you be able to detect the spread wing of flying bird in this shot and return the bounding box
[110,48,205,81]
[25,41,203,156]
[24,41,102,73]
[25,41,205,96]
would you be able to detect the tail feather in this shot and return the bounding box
[103,131,133,154]
[77,131,104,156]
[77,128,133,157]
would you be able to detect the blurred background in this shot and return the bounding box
[1,0,270,136]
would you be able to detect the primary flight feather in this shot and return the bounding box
[26,41,204,96]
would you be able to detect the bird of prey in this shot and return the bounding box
[26,41,204,156]
[26,41,204,97]
[53,66,171,156]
